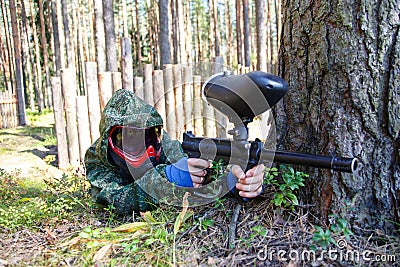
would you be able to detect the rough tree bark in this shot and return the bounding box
[278,0,400,234]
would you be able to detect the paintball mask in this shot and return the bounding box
[108,125,162,171]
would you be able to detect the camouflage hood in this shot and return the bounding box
[96,89,164,165]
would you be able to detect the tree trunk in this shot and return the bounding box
[38,0,52,107]
[159,0,171,67]
[20,0,35,111]
[177,0,185,63]
[212,0,220,57]
[94,0,106,73]
[9,0,26,125]
[255,0,266,71]
[225,0,233,67]
[195,2,202,62]
[242,0,250,67]
[61,0,75,69]
[172,0,178,64]
[278,0,400,234]
[0,25,9,93]
[184,1,192,63]
[0,0,14,93]
[28,0,44,112]
[75,1,86,95]
[103,0,118,72]
[135,0,142,70]
[235,0,242,65]
[87,0,96,62]
[51,0,62,77]
[121,0,128,37]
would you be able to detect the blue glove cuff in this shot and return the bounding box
[165,158,193,187]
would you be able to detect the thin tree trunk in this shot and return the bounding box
[56,0,66,69]
[159,0,171,68]
[172,0,178,64]
[184,1,192,63]
[1,0,14,93]
[213,0,220,57]
[51,1,61,77]
[9,0,26,125]
[235,0,242,65]
[20,0,35,110]
[61,0,75,69]
[80,3,91,62]
[266,1,272,73]
[88,0,96,61]
[279,0,400,234]
[195,3,202,62]
[208,0,215,59]
[135,0,142,70]
[103,0,118,72]
[74,0,85,95]
[0,25,9,93]
[177,0,185,63]
[225,0,233,67]
[29,0,44,112]
[122,0,128,37]
[38,0,52,107]
[276,0,281,51]
[94,0,106,73]
[242,0,250,67]
[255,0,266,71]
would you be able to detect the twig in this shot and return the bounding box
[228,203,241,249]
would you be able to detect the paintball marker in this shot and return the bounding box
[182,71,358,182]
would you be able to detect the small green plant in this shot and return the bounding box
[104,204,117,226]
[311,215,353,250]
[199,218,214,231]
[329,214,354,239]
[203,159,226,185]
[312,226,336,249]
[264,165,308,209]
[250,225,268,238]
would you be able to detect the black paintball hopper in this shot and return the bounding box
[203,71,288,123]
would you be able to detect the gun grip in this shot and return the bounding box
[227,172,250,203]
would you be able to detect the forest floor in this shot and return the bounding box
[0,111,398,267]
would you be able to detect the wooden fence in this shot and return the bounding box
[0,91,18,129]
[51,55,250,170]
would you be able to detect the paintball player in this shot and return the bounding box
[85,89,265,215]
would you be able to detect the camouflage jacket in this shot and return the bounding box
[84,89,186,214]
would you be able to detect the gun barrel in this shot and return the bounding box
[262,150,358,173]
[182,132,358,174]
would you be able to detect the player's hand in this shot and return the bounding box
[187,158,210,188]
[232,164,265,198]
